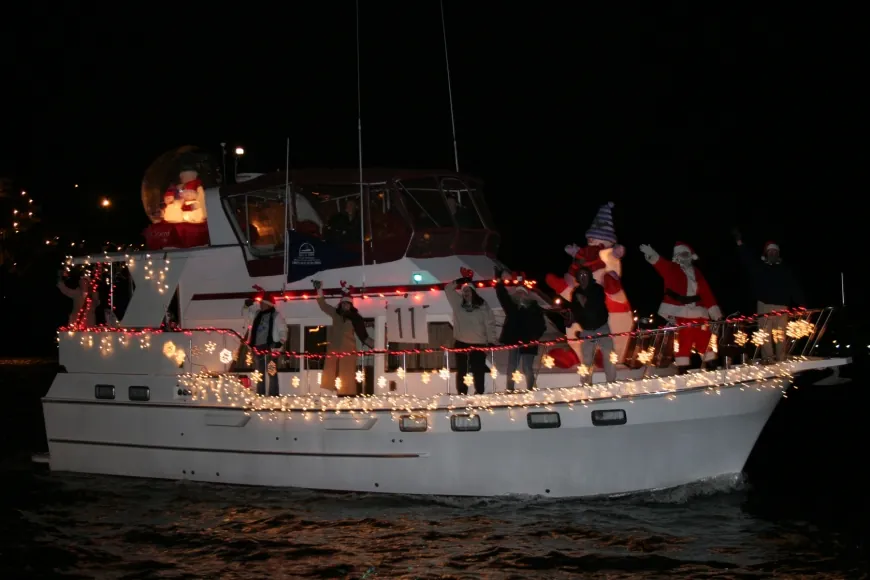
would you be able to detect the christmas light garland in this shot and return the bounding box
[176,359,805,424]
[58,307,816,359]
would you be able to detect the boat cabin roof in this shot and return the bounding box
[220,168,483,194]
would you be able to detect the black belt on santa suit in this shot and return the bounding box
[665,289,700,305]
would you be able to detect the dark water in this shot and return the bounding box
[2,360,869,579]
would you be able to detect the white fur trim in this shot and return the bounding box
[681,265,698,296]
[658,302,710,319]
[703,350,717,361]
[675,356,691,366]
[673,244,698,260]
[708,306,722,320]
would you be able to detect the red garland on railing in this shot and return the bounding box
[58,308,811,359]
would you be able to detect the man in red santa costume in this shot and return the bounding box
[639,241,722,372]
[544,202,633,363]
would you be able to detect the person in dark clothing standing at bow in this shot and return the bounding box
[570,266,617,384]
[494,267,547,391]
[733,230,806,361]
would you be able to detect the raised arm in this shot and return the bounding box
[443,279,464,311]
[315,289,340,321]
[639,244,681,278]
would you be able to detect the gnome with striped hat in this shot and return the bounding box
[544,202,633,364]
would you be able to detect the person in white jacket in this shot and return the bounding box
[444,269,498,395]
[243,289,288,396]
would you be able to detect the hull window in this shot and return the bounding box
[128,386,150,402]
[591,409,627,426]
[450,414,481,432]
[527,412,561,429]
[94,384,115,400]
[399,415,428,432]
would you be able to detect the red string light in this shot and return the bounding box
[59,308,808,359]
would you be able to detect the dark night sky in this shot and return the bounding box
[2,3,861,321]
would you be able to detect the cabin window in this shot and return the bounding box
[304,325,328,370]
[397,177,453,229]
[281,324,301,372]
[387,322,455,371]
[441,177,484,229]
[223,192,288,255]
[366,187,412,264]
[247,194,287,255]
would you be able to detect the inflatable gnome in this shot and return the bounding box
[639,241,722,371]
[178,167,207,224]
[544,202,633,364]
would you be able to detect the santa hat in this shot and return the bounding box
[673,241,698,260]
[763,241,780,253]
[339,280,355,304]
[252,284,276,306]
[585,202,618,245]
[458,267,474,286]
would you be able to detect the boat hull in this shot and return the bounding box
[42,377,784,498]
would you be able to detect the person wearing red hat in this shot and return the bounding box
[243,286,288,396]
[640,242,722,372]
[732,230,806,361]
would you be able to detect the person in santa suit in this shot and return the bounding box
[639,241,722,372]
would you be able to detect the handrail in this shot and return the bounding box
[58,307,831,363]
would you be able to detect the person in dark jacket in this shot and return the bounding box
[570,266,617,384]
[733,230,806,361]
[494,268,547,390]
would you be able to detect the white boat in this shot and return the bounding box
[42,161,849,498]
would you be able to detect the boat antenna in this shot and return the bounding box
[840,272,845,306]
[356,0,366,288]
[283,136,290,291]
[440,0,460,173]
[220,142,227,183]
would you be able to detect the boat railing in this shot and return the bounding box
[615,307,832,374]
[57,307,833,380]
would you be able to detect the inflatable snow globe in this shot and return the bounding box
[141,146,221,249]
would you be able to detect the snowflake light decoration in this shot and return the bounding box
[250,370,262,385]
[637,348,654,365]
[542,355,555,369]
[463,373,474,387]
[291,376,300,388]
[205,341,217,354]
[771,328,785,344]
[377,375,387,389]
[490,366,498,380]
[334,377,342,390]
[219,348,233,364]
[511,370,524,384]
[421,371,431,384]
[355,370,364,383]
[139,335,150,349]
[438,368,450,381]
[673,339,680,354]
[751,330,769,347]
[267,361,277,376]
[245,351,253,367]
[609,351,619,364]
[397,367,406,379]
[786,320,814,339]
[708,334,718,353]
[577,364,590,376]
[733,331,748,346]
[162,341,176,358]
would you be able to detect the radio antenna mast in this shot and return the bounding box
[356,0,366,288]
[440,0,460,173]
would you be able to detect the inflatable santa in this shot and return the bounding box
[178,167,207,224]
[639,241,722,371]
[544,202,633,364]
